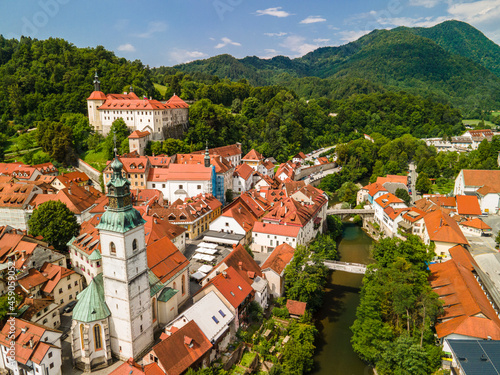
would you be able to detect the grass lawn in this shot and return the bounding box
[82,149,108,171]
[432,178,455,195]
[492,111,500,117]
[240,352,257,368]
[154,83,168,97]
[462,119,495,127]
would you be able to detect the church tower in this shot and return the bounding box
[96,155,154,360]
[87,71,106,133]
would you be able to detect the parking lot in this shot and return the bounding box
[466,215,500,257]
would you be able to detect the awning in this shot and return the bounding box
[191,271,206,281]
[314,217,322,224]
[398,221,412,230]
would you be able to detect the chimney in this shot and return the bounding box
[232,244,236,250]
[29,337,34,348]
[222,270,227,278]
[238,261,243,270]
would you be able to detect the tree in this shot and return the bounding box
[36,120,77,165]
[28,200,79,251]
[225,189,234,204]
[104,118,130,159]
[416,172,432,194]
[395,188,411,206]
[337,181,360,206]
[495,231,500,248]
[60,113,93,153]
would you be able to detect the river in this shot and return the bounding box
[311,223,374,375]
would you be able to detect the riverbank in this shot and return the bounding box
[312,223,374,375]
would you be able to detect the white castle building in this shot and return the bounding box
[87,72,189,140]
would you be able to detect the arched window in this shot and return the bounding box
[132,239,138,252]
[152,298,157,321]
[80,324,85,352]
[181,274,186,295]
[94,324,102,350]
[110,242,116,255]
[173,282,177,291]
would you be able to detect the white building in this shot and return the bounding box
[0,319,62,375]
[87,72,189,139]
[454,169,500,214]
[260,243,295,298]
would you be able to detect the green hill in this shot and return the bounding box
[407,20,500,77]
[173,22,500,110]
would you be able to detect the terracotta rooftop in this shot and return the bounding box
[429,245,500,340]
[128,130,151,139]
[202,266,253,309]
[242,149,264,161]
[191,143,242,158]
[253,222,300,237]
[376,175,408,185]
[456,195,482,216]
[234,163,254,180]
[462,170,500,191]
[151,320,211,375]
[217,244,262,286]
[459,218,492,230]
[286,300,307,316]
[423,210,469,246]
[374,193,404,209]
[147,236,189,284]
[261,243,295,275]
[40,262,75,294]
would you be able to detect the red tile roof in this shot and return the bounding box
[376,175,408,185]
[143,215,186,244]
[147,236,189,284]
[459,218,492,230]
[40,262,76,294]
[18,269,48,291]
[165,94,189,109]
[374,193,404,209]
[286,300,306,316]
[0,319,61,365]
[151,320,211,375]
[261,243,295,275]
[221,199,259,233]
[429,245,500,340]
[462,170,500,192]
[423,210,468,245]
[191,143,242,159]
[253,222,300,237]
[363,182,387,198]
[87,90,107,100]
[243,149,264,161]
[176,154,233,174]
[109,359,146,375]
[202,266,253,309]
[234,163,254,180]
[147,164,212,182]
[218,244,262,285]
[30,185,102,215]
[128,130,151,139]
[401,207,427,222]
[456,195,482,216]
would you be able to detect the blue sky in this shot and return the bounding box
[1,0,499,67]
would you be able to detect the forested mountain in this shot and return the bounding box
[0,36,160,131]
[173,21,500,111]
[407,20,500,77]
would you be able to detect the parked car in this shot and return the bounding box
[63,300,78,313]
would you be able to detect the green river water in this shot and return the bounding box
[311,223,374,375]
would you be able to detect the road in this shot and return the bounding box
[304,167,341,185]
[304,145,336,163]
[409,162,417,202]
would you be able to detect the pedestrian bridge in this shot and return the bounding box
[326,208,375,221]
[323,260,368,274]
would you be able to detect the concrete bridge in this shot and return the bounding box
[326,208,375,220]
[323,260,368,274]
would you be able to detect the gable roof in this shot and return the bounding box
[462,170,500,191]
[201,266,253,309]
[72,273,110,323]
[459,218,492,230]
[191,143,242,159]
[286,300,307,316]
[429,245,500,340]
[376,175,407,185]
[147,236,189,284]
[242,149,264,161]
[152,320,211,375]
[456,195,482,216]
[253,222,301,237]
[423,210,469,245]
[261,243,295,275]
[234,163,254,180]
[40,262,76,294]
[374,193,404,209]
[218,244,262,285]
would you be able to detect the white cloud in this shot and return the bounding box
[169,49,208,64]
[280,35,319,56]
[375,15,451,28]
[134,21,167,38]
[214,37,241,49]
[300,16,327,24]
[256,7,292,18]
[117,43,136,52]
[337,30,371,43]
[314,38,330,43]
[448,0,500,24]
[409,0,442,8]
[264,32,288,37]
